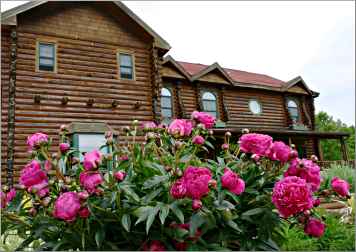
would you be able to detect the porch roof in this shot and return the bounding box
[213,128,350,139]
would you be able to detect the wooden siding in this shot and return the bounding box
[1,28,11,183]
[162,64,186,79]
[3,2,155,182]
[197,71,230,84]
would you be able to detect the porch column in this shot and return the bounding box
[340,137,349,161]
[316,138,324,161]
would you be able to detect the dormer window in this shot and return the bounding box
[161,87,173,124]
[37,42,56,72]
[202,91,217,118]
[287,99,299,122]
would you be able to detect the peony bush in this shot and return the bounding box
[1,111,350,251]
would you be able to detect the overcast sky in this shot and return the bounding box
[1,1,355,125]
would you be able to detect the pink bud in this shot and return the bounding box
[59,143,70,153]
[290,150,298,159]
[251,154,260,162]
[241,128,249,134]
[114,171,126,182]
[311,155,318,162]
[221,143,229,150]
[78,191,89,200]
[225,131,232,137]
[60,124,68,131]
[209,179,217,189]
[44,160,52,171]
[313,198,321,207]
[192,135,205,145]
[192,199,202,210]
[78,207,90,218]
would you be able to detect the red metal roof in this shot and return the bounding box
[177,61,286,88]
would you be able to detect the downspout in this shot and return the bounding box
[7,27,17,186]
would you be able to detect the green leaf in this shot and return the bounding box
[180,154,192,163]
[190,212,205,236]
[122,185,140,202]
[95,229,105,248]
[146,206,160,234]
[242,208,265,217]
[143,188,163,203]
[205,140,215,149]
[134,206,152,225]
[227,220,242,232]
[143,175,169,189]
[121,214,131,232]
[170,203,184,223]
[159,204,170,225]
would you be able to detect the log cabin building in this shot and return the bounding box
[1,1,350,184]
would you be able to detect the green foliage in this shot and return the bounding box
[277,212,355,251]
[321,164,355,192]
[315,111,355,160]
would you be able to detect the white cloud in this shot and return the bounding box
[2,1,354,125]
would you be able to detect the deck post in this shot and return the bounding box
[340,137,349,161]
[316,138,324,161]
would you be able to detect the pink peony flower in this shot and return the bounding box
[26,132,49,151]
[78,207,90,218]
[267,141,291,163]
[141,121,157,130]
[221,143,229,150]
[59,143,70,153]
[304,218,325,237]
[83,149,102,170]
[192,199,203,210]
[168,119,193,137]
[143,240,166,251]
[53,192,81,222]
[183,166,212,199]
[19,160,49,197]
[79,171,103,194]
[192,135,205,145]
[313,198,321,207]
[191,111,216,129]
[239,133,273,156]
[284,158,321,192]
[221,168,245,195]
[1,188,17,208]
[6,188,16,203]
[331,177,350,197]
[170,178,187,199]
[272,176,313,218]
[114,171,126,182]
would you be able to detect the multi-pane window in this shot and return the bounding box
[202,91,217,118]
[287,99,299,122]
[119,53,134,79]
[161,87,173,124]
[249,99,262,114]
[37,42,56,72]
[72,133,108,161]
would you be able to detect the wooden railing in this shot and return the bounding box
[317,160,355,170]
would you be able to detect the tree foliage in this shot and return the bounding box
[315,111,355,160]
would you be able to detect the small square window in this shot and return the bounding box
[72,133,108,161]
[37,42,56,72]
[119,53,134,79]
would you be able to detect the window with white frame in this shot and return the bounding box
[37,42,56,72]
[202,91,217,118]
[161,87,173,124]
[287,99,299,122]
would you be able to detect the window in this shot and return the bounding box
[73,133,108,161]
[202,91,217,118]
[37,42,56,72]
[161,87,173,124]
[249,99,262,114]
[287,99,299,122]
[119,53,134,79]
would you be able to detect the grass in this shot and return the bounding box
[276,210,355,251]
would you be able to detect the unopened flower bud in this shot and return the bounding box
[175,168,183,177]
[225,131,231,137]
[241,128,249,134]
[222,209,232,221]
[251,154,261,162]
[60,124,68,132]
[290,144,296,149]
[303,210,311,217]
[313,198,321,207]
[78,191,89,200]
[310,155,318,162]
[209,179,217,189]
[123,126,131,133]
[41,197,51,207]
[114,171,126,182]
[221,143,229,150]
[289,150,298,159]
[192,199,202,211]
[59,143,70,153]
[132,119,139,126]
[208,130,214,135]
[48,179,55,185]
[52,153,58,159]
[165,166,172,172]
[29,208,37,216]
[95,188,104,196]
[105,131,113,139]
[197,123,205,130]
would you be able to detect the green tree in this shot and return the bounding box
[315,111,355,160]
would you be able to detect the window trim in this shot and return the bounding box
[161,85,174,124]
[286,98,300,123]
[35,40,57,73]
[201,90,219,119]
[117,49,135,81]
[248,98,263,115]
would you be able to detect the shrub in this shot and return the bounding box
[0,112,350,251]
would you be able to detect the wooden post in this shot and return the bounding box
[288,137,292,146]
[317,138,324,161]
[340,137,349,161]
